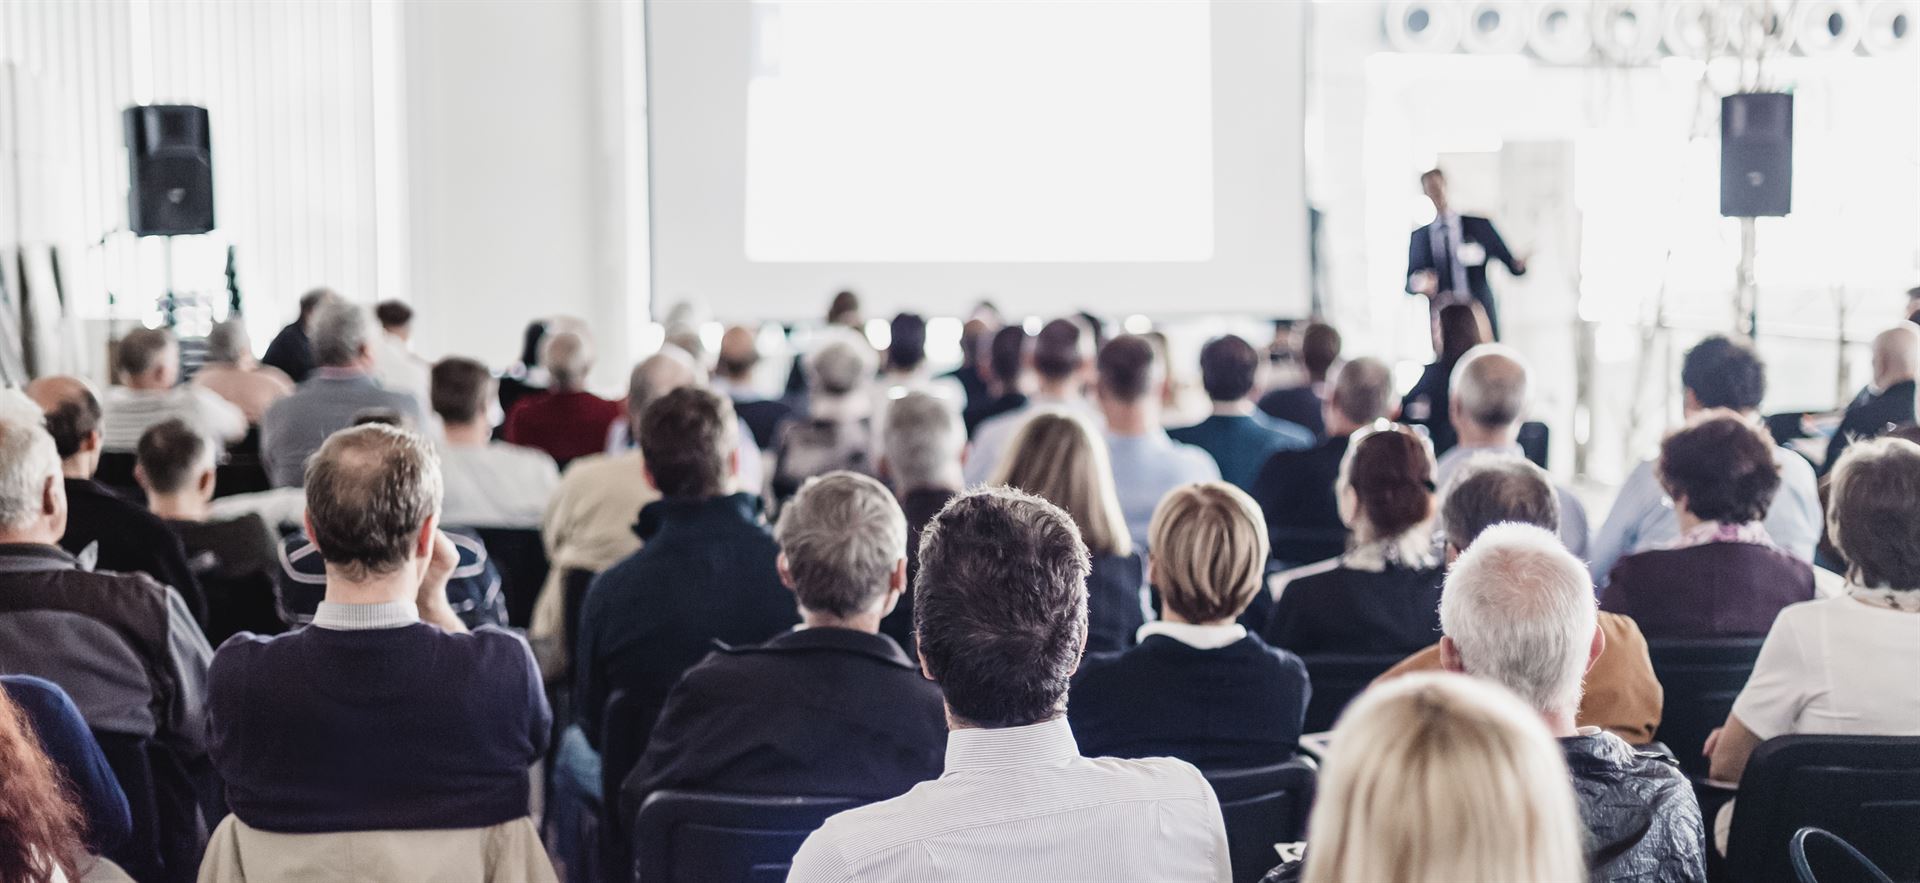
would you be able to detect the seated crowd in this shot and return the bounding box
[0,286,1914,883]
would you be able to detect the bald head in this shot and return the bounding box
[628,346,704,431]
[716,326,760,381]
[1451,344,1529,439]
[543,331,595,392]
[1871,323,1920,389]
[304,424,442,580]
[25,376,102,471]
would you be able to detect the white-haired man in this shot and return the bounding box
[877,391,967,649]
[503,328,623,468]
[1435,344,1589,558]
[1437,523,1706,882]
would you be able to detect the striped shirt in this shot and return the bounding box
[100,385,247,452]
[788,717,1231,882]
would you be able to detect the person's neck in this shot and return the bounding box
[1326,416,1362,439]
[1541,708,1579,739]
[0,526,60,547]
[1453,421,1518,450]
[322,566,418,607]
[1211,399,1255,417]
[1159,609,1232,628]
[317,364,366,378]
[801,607,882,634]
[1674,508,1706,534]
[1101,402,1154,436]
[1875,372,1914,392]
[147,491,211,522]
[442,420,490,447]
[900,473,963,497]
[944,707,1061,732]
[1033,377,1079,401]
[125,379,169,392]
[59,456,96,481]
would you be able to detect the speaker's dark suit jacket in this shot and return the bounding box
[1406,215,1524,336]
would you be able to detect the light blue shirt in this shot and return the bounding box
[1434,443,1591,560]
[1104,429,1221,553]
[1589,446,1822,586]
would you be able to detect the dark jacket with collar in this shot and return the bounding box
[1562,730,1707,883]
[620,627,945,829]
[60,477,208,627]
[1070,632,1308,770]
[1251,435,1354,568]
[1821,378,1917,475]
[574,494,801,752]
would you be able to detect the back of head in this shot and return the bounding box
[1340,426,1435,541]
[310,301,374,368]
[987,324,1030,386]
[638,386,736,499]
[116,328,177,382]
[0,400,60,533]
[1657,413,1779,524]
[373,300,413,332]
[1435,304,1489,362]
[1095,334,1159,404]
[1330,356,1393,427]
[628,346,703,429]
[827,290,862,327]
[1031,318,1092,383]
[303,424,442,579]
[1150,482,1269,623]
[1871,323,1920,384]
[1681,335,1766,412]
[430,357,493,425]
[1450,344,1528,430]
[1304,673,1585,883]
[136,419,212,495]
[715,326,760,379]
[1198,335,1261,403]
[541,330,596,391]
[887,313,928,372]
[1827,436,1920,590]
[205,320,252,365]
[297,287,339,321]
[806,337,874,398]
[28,378,101,459]
[992,412,1131,557]
[883,392,964,491]
[914,486,1091,727]
[1301,323,1342,380]
[775,472,907,617]
[1440,523,1595,716]
[1441,456,1560,546]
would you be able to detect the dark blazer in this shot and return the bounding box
[259,321,314,384]
[964,392,1027,437]
[1070,633,1309,770]
[1399,358,1462,455]
[1263,560,1447,655]
[1406,215,1524,336]
[1168,413,1314,494]
[1821,379,1917,475]
[886,487,958,654]
[620,627,945,828]
[1250,436,1352,567]
[60,478,207,628]
[1088,553,1148,654]
[732,396,796,452]
[1599,541,1814,639]
[1256,386,1325,441]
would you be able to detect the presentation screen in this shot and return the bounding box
[647,0,1308,320]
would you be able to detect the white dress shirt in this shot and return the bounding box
[788,717,1230,882]
[1588,445,1821,585]
[437,441,562,529]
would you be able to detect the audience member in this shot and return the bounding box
[208,424,550,832]
[26,376,207,624]
[621,473,944,827]
[1399,303,1489,455]
[1265,674,1586,883]
[964,323,1031,434]
[942,314,996,414]
[1095,335,1220,551]
[1071,481,1309,768]
[503,329,622,468]
[769,334,878,509]
[1435,344,1590,556]
[99,327,247,453]
[876,391,965,650]
[1170,334,1314,493]
[0,679,95,883]
[260,287,337,384]
[876,311,965,409]
[1264,425,1444,654]
[1435,525,1705,881]
[430,357,559,529]
[1252,355,1395,566]
[1707,437,1920,848]
[992,412,1146,653]
[136,419,284,646]
[1257,321,1340,439]
[1601,414,1814,638]
[259,301,427,487]
[789,487,1231,881]
[574,388,799,759]
[192,319,293,424]
[0,396,211,883]
[1820,322,1920,474]
[964,317,1097,485]
[496,319,551,421]
[604,345,767,492]
[712,325,793,450]
[1590,335,1821,581]
[1381,457,1663,743]
[369,299,432,404]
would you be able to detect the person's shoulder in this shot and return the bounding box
[1772,445,1819,485]
[1272,556,1345,596]
[1082,752,1215,797]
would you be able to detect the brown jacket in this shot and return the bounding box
[1375,611,1663,744]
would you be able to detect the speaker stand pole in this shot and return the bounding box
[161,235,177,328]
[1736,217,1758,340]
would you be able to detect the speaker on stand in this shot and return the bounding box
[1721,92,1793,339]
[124,104,215,329]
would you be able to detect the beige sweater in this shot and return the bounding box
[529,450,659,680]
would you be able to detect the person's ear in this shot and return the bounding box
[1586,622,1606,674]
[917,642,935,682]
[1448,395,1465,429]
[889,557,907,592]
[876,455,893,483]
[642,463,660,492]
[134,464,152,494]
[40,475,60,518]
[1682,388,1701,415]
[775,553,798,592]
[727,448,740,478]
[1146,552,1160,589]
[1445,542,1461,565]
[415,512,440,560]
[80,430,101,455]
[197,467,216,498]
[1438,636,1466,673]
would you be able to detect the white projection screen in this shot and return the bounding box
[646,0,1309,320]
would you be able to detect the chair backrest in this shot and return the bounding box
[1645,638,1765,778]
[1726,735,1920,883]
[1792,827,1897,883]
[632,790,868,883]
[471,527,551,629]
[1517,421,1549,468]
[600,689,672,883]
[1202,757,1318,883]
[93,731,205,883]
[1298,653,1409,734]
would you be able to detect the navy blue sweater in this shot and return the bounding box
[1070,633,1310,770]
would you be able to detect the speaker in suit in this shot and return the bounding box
[1406,170,1525,338]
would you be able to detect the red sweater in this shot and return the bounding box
[503,391,622,467]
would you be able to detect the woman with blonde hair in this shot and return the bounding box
[1267,673,1587,883]
[992,412,1144,652]
[1070,481,1310,768]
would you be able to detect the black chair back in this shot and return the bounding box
[1727,735,1920,883]
[214,425,272,497]
[602,689,671,883]
[93,451,142,497]
[1517,420,1550,468]
[1298,653,1407,734]
[471,527,550,628]
[1203,757,1318,883]
[1793,827,1897,883]
[93,731,207,883]
[1645,637,1765,778]
[633,790,868,883]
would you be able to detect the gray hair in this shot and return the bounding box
[303,424,443,579]
[807,337,875,398]
[542,330,595,391]
[1450,344,1529,429]
[882,392,963,492]
[310,301,374,368]
[1441,456,1560,548]
[1330,356,1393,426]
[1440,522,1595,717]
[0,393,60,530]
[205,320,252,364]
[774,471,907,616]
[627,346,703,428]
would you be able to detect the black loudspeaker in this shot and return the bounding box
[1720,93,1792,218]
[124,105,215,235]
